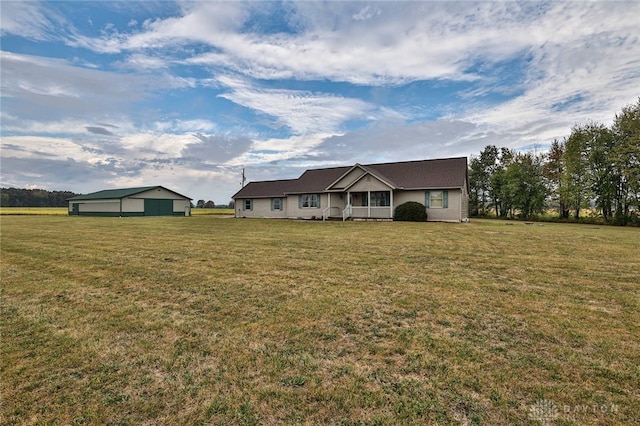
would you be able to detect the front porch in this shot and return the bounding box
[323,191,393,221]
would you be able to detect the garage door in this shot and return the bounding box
[144,199,174,216]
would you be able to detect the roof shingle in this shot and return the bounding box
[232,157,467,199]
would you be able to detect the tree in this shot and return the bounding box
[478,145,499,215]
[504,152,547,220]
[468,156,483,216]
[196,199,205,208]
[228,200,235,209]
[0,187,79,207]
[488,147,515,218]
[562,125,593,219]
[543,139,569,218]
[586,124,618,223]
[468,145,500,216]
[611,98,640,224]
[203,200,215,208]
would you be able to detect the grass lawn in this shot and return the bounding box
[1,217,638,425]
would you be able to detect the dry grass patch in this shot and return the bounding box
[1,217,639,424]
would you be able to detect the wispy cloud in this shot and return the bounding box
[216,76,380,135]
[0,1,66,41]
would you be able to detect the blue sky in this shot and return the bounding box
[2,1,639,203]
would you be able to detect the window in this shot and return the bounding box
[244,199,253,211]
[271,198,283,211]
[371,191,390,207]
[351,192,368,206]
[299,194,320,208]
[425,191,448,208]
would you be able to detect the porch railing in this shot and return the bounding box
[342,204,352,221]
[322,206,331,222]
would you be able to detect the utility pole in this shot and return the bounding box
[241,168,246,188]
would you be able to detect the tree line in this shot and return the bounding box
[469,98,640,226]
[195,200,235,209]
[0,188,80,207]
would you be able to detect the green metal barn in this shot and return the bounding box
[67,186,192,217]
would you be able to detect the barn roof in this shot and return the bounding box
[68,186,191,201]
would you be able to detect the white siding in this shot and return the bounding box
[236,198,288,218]
[173,199,191,215]
[285,193,327,219]
[135,187,187,199]
[122,198,143,212]
[77,200,120,213]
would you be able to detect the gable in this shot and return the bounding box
[348,173,394,192]
[134,187,190,200]
[327,167,366,190]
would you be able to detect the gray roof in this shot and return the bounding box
[230,179,300,199]
[360,157,468,189]
[68,186,191,201]
[233,157,467,199]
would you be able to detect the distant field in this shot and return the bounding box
[0,207,68,215]
[191,208,234,216]
[0,207,234,216]
[1,217,638,424]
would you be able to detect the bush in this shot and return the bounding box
[394,201,427,222]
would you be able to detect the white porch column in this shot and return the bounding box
[367,191,371,218]
[389,190,394,219]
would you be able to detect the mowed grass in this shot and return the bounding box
[1,217,638,425]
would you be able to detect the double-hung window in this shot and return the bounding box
[271,198,283,211]
[299,194,320,208]
[244,199,253,211]
[425,191,448,208]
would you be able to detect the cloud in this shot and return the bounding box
[352,5,381,21]
[182,134,253,164]
[0,51,149,121]
[216,76,381,135]
[467,2,640,139]
[86,126,115,136]
[0,1,66,41]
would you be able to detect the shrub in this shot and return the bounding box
[394,201,427,222]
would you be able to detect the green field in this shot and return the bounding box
[1,216,638,424]
[0,207,69,215]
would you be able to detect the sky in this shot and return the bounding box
[1,1,639,204]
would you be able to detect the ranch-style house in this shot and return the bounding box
[232,157,469,222]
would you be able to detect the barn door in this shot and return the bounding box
[144,199,173,216]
